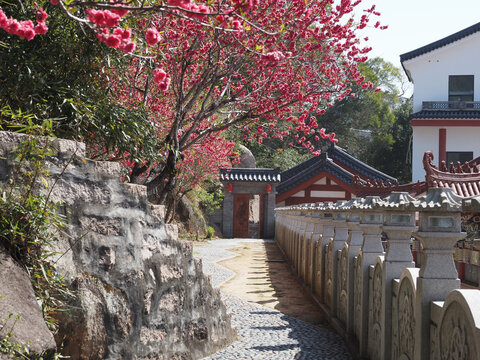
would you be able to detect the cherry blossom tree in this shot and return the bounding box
[0,0,384,206]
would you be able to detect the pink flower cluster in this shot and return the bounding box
[153,68,171,91]
[96,27,136,52]
[262,51,285,64]
[167,0,210,19]
[145,27,161,46]
[0,7,48,41]
[87,9,121,28]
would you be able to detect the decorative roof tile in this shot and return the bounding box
[277,144,397,196]
[400,21,480,63]
[277,156,356,194]
[411,110,480,119]
[219,168,281,183]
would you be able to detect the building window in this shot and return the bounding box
[449,75,474,101]
[446,151,473,165]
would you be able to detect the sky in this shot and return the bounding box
[356,0,480,92]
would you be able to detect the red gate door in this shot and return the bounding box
[233,194,250,238]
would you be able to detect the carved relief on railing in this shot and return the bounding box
[337,243,349,326]
[314,235,323,298]
[392,280,399,360]
[437,290,480,360]
[422,100,480,110]
[324,238,334,310]
[354,253,363,340]
[394,269,418,360]
[368,261,383,360]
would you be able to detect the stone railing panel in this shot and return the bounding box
[393,268,419,360]
[435,289,480,360]
[368,258,384,360]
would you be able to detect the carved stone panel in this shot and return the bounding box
[324,238,334,310]
[368,262,383,360]
[397,278,415,360]
[337,245,349,326]
[354,253,363,340]
[439,302,477,360]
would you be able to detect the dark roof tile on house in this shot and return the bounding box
[412,110,480,119]
[326,144,397,183]
[277,156,356,195]
[400,21,480,63]
[277,144,397,196]
[220,168,281,183]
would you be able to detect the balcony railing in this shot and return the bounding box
[422,101,480,110]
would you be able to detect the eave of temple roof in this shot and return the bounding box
[219,168,281,183]
[279,144,397,194]
[277,157,355,195]
[411,110,480,120]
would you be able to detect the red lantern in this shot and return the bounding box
[266,184,271,193]
[227,183,233,192]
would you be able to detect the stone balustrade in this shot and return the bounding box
[274,188,480,360]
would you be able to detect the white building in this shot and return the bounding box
[401,22,480,182]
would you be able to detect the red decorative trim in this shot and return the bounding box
[423,151,480,197]
[285,196,348,206]
[439,128,446,166]
[411,120,480,126]
[306,184,346,192]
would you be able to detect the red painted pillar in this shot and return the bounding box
[439,128,447,166]
[457,261,465,280]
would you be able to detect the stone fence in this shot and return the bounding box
[274,189,480,360]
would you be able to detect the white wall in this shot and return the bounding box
[403,32,480,112]
[412,127,438,182]
[412,126,480,182]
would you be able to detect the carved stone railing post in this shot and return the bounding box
[325,201,348,314]
[303,208,317,287]
[412,188,464,360]
[352,196,384,357]
[320,203,335,304]
[310,206,324,292]
[311,203,332,300]
[373,192,417,360]
[338,199,363,334]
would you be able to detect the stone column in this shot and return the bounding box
[412,188,464,360]
[344,202,364,335]
[321,207,335,304]
[327,201,348,314]
[352,196,384,357]
[222,189,234,238]
[375,193,417,360]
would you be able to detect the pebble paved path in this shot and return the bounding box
[194,239,352,360]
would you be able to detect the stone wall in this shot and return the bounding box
[0,132,234,359]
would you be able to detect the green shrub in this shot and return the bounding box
[205,226,215,239]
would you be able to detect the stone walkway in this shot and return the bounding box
[194,239,352,360]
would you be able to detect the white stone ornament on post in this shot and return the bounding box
[411,188,465,360]
[372,192,417,360]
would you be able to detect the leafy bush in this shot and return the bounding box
[205,226,215,239]
[0,114,73,358]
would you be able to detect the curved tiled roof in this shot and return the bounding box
[277,156,356,194]
[423,152,480,197]
[277,144,397,196]
[400,21,480,63]
[412,110,480,119]
[327,144,397,183]
[220,168,281,183]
